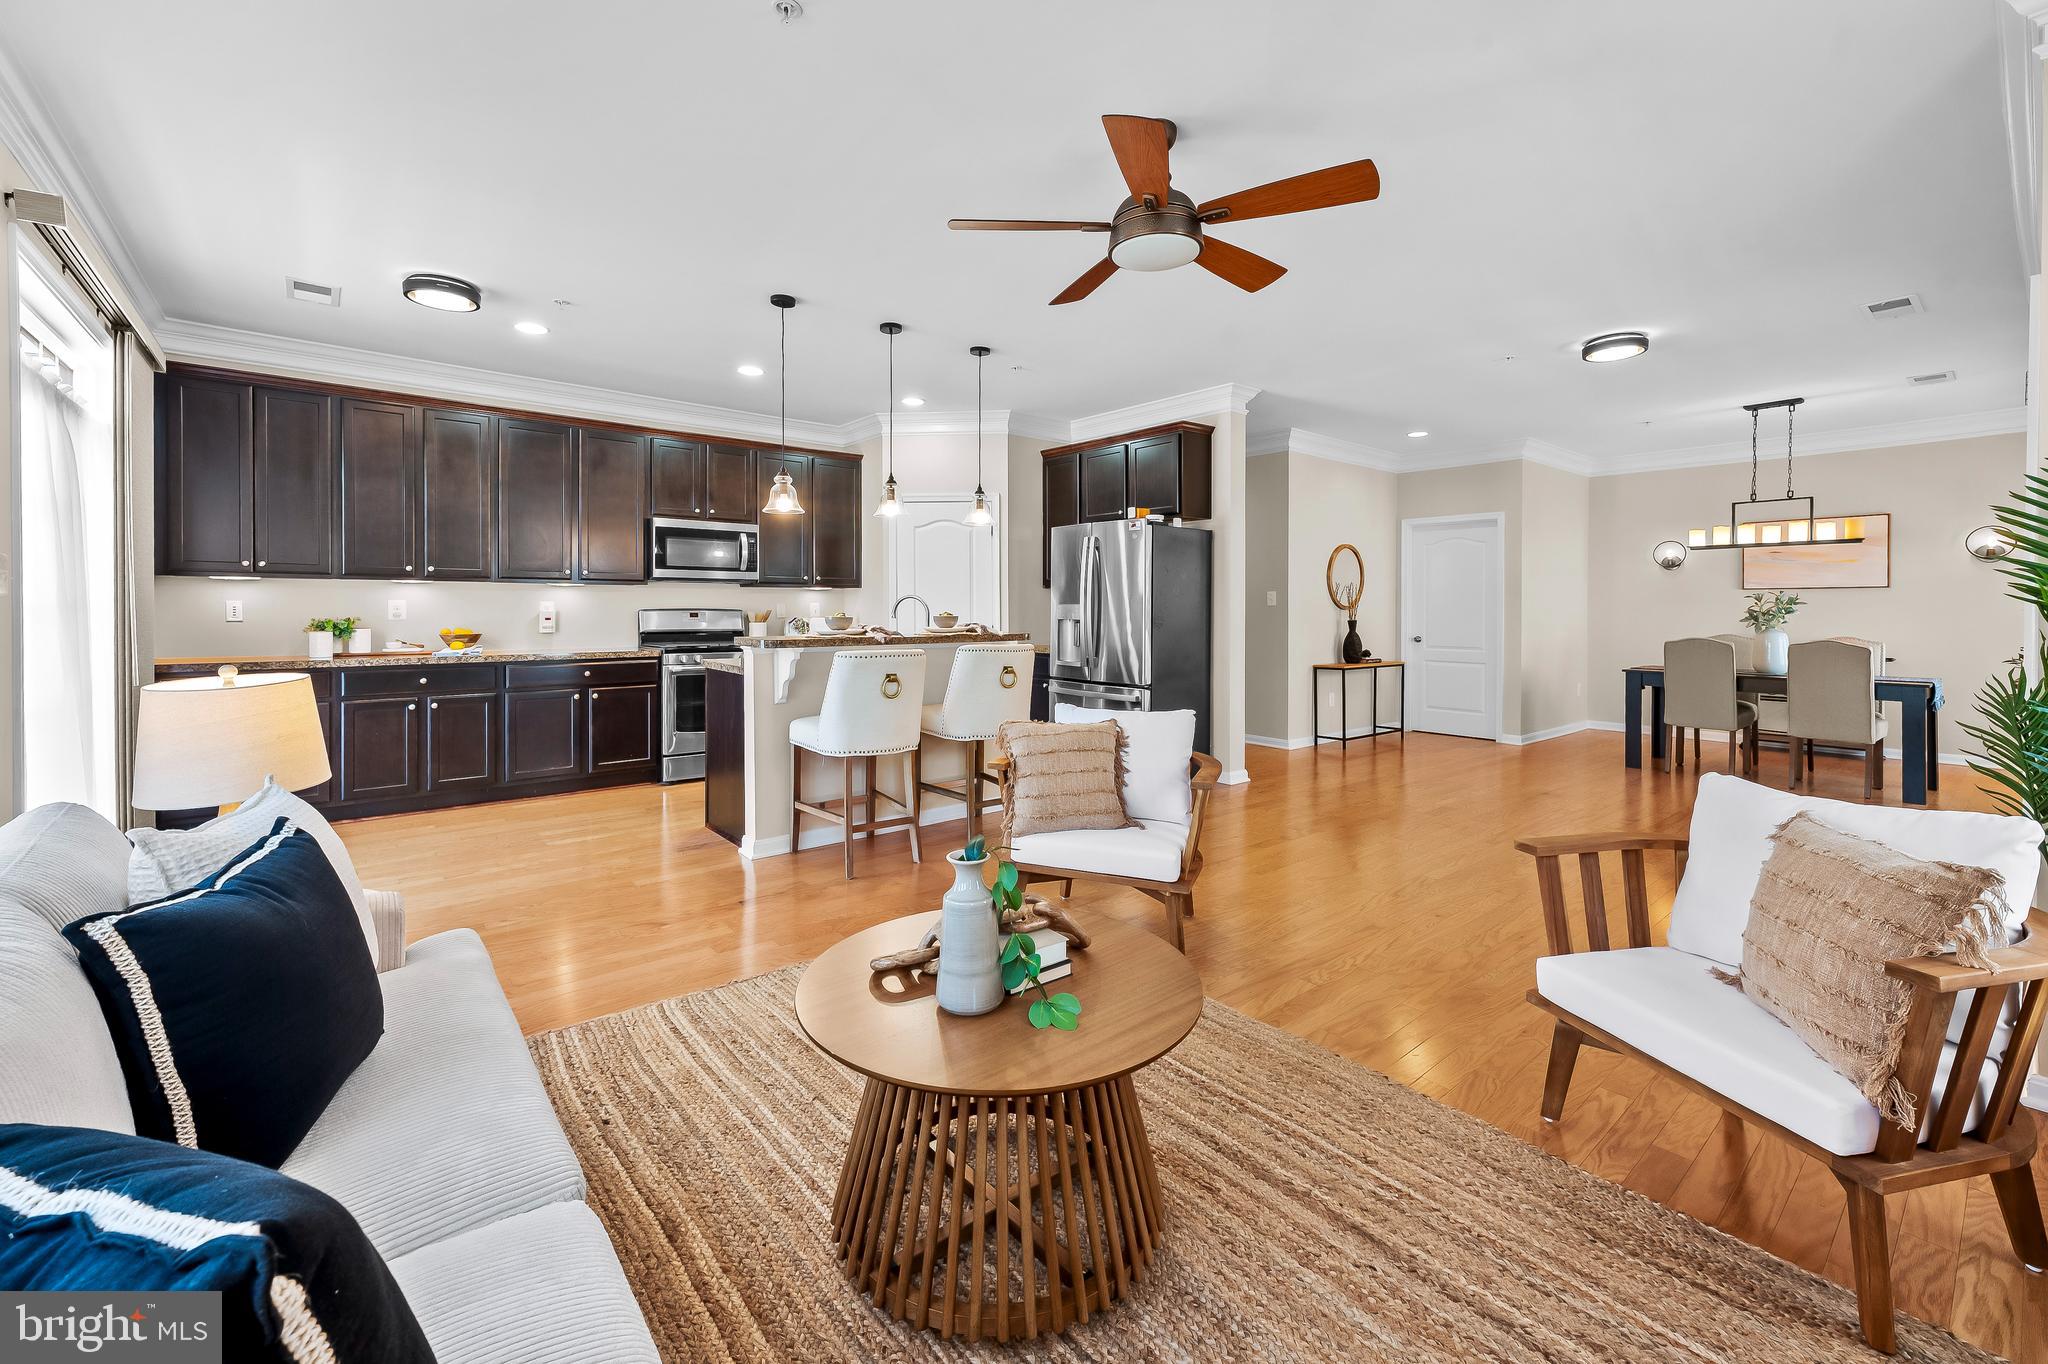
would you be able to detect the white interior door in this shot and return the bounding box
[1401,515,1502,740]
[888,497,1001,629]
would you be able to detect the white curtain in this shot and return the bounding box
[19,353,111,814]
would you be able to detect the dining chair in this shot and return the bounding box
[1786,638,1887,797]
[1662,637,1759,776]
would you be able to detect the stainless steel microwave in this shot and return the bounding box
[649,517,760,582]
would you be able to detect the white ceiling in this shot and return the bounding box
[0,1,2028,465]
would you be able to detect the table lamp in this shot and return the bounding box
[131,665,331,813]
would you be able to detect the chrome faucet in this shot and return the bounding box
[891,594,933,633]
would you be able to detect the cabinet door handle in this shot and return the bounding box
[419,677,428,684]
[584,670,592,678]
[407,703,417,712]
[426,565,435,573]
[257,560,266,568]
[240,559,250,567]
[405,564,414,572]
[429,701,438,710]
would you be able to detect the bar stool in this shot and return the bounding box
[790,649,927,879]
[917,643,1036,835]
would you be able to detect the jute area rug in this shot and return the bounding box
[528,967,1994,1363]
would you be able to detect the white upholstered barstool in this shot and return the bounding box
[790,649,928,879]
[916,643,1036,836]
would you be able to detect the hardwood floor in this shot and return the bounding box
[338,729,2048,1358]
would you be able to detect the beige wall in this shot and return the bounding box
[1587,433,2026,757]
[1005,434,1050,644]
[1197,409,1250,780]
[1245,454,1289,740]
[1519,461,1592,737]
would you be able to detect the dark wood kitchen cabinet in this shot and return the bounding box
[420,409,496,580]
[1078,443,1129,522]
[651,437,704,517]
[251,387,334,576]
[497,418,576,580]
[159,376,252,575]
[1042,451,1079,587]
[1128,430,1211,519]
[576,429,649,582]
[809,455,862,587]
[588,683,658,771]
[337,696,420,803]
[703,443,755,521]
[503,688,583,783]
[756,451,812,585]
[651,440,753,522]
[338,398,420,578]
[424,691,496,790]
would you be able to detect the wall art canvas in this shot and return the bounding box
[1740,513,1890,589]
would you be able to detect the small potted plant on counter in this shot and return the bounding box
[304,617,336,662]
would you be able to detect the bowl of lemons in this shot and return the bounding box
[438,628,483,652]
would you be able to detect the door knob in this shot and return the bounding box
[1411,636,1422,643]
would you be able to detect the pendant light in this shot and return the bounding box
[965,344,993,527]
[761,293,806,516]
[1674,398,1862,551]
[875,322,903,517]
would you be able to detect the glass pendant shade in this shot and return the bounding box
[965,487,993,527]
[875,476,902,517]
[763,470,805,516]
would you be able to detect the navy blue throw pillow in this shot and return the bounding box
[63,819,382,1169]
[0,1123,435,1362]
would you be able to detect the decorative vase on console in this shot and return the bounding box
[1341,617,1366,664]
[1740,590,1802,677]
[935,847,1004,1017]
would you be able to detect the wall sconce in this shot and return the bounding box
[1964,526,2016,561]
[1651,540,1688,570]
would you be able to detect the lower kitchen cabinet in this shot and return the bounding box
[338,696,421,803]
[504,688,584,784]
[424,692,496,790]
[588,684,658,771]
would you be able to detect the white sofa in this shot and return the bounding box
[0,802,658,1364]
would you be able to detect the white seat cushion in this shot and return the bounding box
[1011,819,1186,882]
[789,711,916,758]
[387,1199,658,1364]
[1054,703,1195,824]
[281,929,585,1259]
[1538,946,2004,1157]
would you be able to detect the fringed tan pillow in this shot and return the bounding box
[1731,812,2009,1129]
[997,719,1135,844]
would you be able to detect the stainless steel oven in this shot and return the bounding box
[649,517,759,582]
[638,608,747,782]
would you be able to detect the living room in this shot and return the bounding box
[4,3,2048,1360]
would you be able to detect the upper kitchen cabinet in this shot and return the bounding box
[338,397,419,578]
[1042,451,1079,587]
[1078,443,1128,521]
[420,408,496,580]
[158,375,256,575]
[576,429,649,582]
[1127,428,1212,519]
[1042,422,1213,534]
[497,418,576,580]
[755,451,811,585]
[251,387,335,576]
[809,455,861,587]
[703,443,755,521]
[651,437,704,517]
[651,440,754,523]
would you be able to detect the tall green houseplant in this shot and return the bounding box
[1962,468,2048,845]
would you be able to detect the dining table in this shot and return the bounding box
[1621,665,1943,805]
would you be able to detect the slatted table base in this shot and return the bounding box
[829,1075,1164,1342]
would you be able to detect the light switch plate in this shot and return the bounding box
[387,599,407,621]
[1266,590,1277,607]
[224,599,244,623]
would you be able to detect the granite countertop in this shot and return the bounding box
[156,648,659,674]
[702,656,744,675]
[738,629,1034,650]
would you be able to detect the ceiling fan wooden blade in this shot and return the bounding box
[1196,236,1287,292]
[1051,258,1119,306]
[1102,115,1173,203]
[948,218,1111,232]
[1197,159,1380,223]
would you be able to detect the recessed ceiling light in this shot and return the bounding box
[736,364,765,377]
[901,395,926,407]
[402,273,481,312]
[1581,331,1649,363]
[1407,430,1428,439]
[513,320,549,336]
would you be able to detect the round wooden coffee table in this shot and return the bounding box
[795,911,1203,1343]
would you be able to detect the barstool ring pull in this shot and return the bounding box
[999,665,1018,689]
[880,673,903,700]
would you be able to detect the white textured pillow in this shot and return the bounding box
[128,779,375,954]
[1053,704,1195,826]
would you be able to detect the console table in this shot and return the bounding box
[1312,660,1405,747]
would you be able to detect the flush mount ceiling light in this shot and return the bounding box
[513,320,549,336]
[1581,331,1648,363]
[1965,526,2017,561]
[736,363,764,377]
[901,395,926,407]
[876,323,904,519]
[965,345,994,527]
[401,273,481,312]
[1676,398,1864,552]
[761,294,806,517]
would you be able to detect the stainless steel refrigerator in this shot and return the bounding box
[1048,521,1213,754]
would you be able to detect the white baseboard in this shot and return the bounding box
[1498,721,1594,746]
[1219,769,1251,786]
[738,800,972,860]
[2027,1072,2048,1113]
[1245,734,1314,750]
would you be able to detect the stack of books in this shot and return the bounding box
[1008,929,1072,994]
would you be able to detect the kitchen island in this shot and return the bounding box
[704,631,1036,857]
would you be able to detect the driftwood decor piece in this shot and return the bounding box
[868,895,1091,974]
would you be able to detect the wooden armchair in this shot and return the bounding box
[987,750,1220,951]
[1517,830,2048,1353]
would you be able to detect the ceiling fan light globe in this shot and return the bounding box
[1112,231,1202,272]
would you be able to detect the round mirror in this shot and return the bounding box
[1327,544,1364,612]
[1651,540,1688,570]
[1965,525,2016,561]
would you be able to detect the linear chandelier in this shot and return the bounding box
[1683,398,1864,552]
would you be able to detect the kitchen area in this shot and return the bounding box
[151,362,1220,851]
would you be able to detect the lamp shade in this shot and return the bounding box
[131,670,330,810]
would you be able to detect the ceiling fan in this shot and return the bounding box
[948,114,1379,305]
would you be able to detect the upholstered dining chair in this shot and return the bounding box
[1787,638,1887,797]
[987,706,1219,951]
[789,649,927,879]
[1662,637,1759,776]
[916,643,1036,836]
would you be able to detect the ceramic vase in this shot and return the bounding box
[348,630,372,653]
[305,630,334,662]
[1341,618,1365,664]
[936,852,1004,1017]
[1760,627,1790,676]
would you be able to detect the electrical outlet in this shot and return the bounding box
[224,599,244,623]
[1266,590,1277,607]
[387,599,407,621]
[538,600,558,635]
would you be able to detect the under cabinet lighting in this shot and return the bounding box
[737,364,764,377]
[901,396,925,407]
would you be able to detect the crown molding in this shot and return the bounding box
[1246,427,1402,472]
[837,408,1068,444]
[1518,437,1601,477]
[1599,405,2028,475]
[1066,382,1260,445]
[155,317,859,450]
[0,40,165,338]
